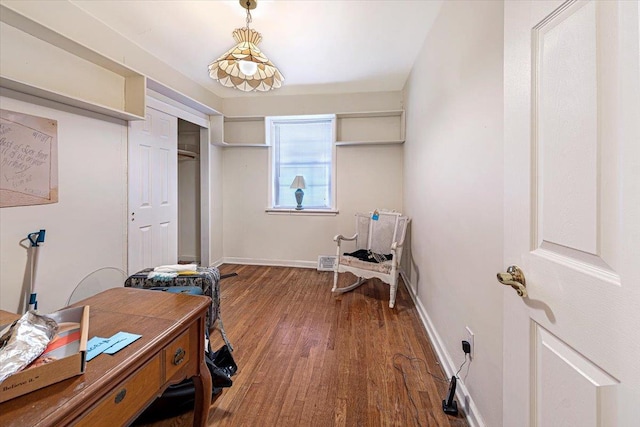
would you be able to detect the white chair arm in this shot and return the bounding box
[391,241,403,251]
[334,233,357,243]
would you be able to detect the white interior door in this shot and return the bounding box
[128,106,178,274]
[503,1,640,426]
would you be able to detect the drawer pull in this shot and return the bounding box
[173,348,186,365]
[114,388,127,404]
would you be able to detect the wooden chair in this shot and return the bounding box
[332,211,410,308]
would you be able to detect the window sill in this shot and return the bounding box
[265,208,339,216]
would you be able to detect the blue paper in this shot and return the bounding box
[86,336,113,361]
[103,331,142,354]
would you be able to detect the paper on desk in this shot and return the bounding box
[86,332,142,360]
[103,332,142,355]
[86,336,112,361]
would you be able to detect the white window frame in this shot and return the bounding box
[265,114,337,214]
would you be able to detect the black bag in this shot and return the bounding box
[212,344,237,378]
[134,344,236,423]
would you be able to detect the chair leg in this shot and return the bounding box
[389,276,398,308]
[332,269,339,292]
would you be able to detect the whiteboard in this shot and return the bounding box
[0,109,58,208]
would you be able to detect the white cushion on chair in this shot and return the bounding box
[339,256,392,274]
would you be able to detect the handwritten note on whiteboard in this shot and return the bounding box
[0,109,58,208]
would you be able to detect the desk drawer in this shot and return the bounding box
[164,329,192,381]
[77,357,161,426]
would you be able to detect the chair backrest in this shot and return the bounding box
[354,211,409,256]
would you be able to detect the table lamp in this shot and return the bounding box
[290,175,306,210]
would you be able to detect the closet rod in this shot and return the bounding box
[177,148,199,159]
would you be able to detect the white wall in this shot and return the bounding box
[0,92,127,314]
[221,92,404,265]
[222,144,403,264]
[403,1,504,426]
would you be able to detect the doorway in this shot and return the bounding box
[177,119,201,265]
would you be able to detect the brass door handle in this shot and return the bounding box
[497,265,527,297]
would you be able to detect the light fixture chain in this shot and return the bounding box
[245,4,252,28]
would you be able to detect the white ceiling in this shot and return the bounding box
[71,0,443,98]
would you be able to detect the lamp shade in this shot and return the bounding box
[209,27,284,92]
[290,175,306,189]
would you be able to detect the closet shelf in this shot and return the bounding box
[214,110,406,147]
[0,76,145,121]
[335,139,405,146]
[0,4,146,121]
[224,116,264,122]
[213,142,268,148]
[335,110,404,118]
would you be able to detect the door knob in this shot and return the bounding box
[497,265,527,297]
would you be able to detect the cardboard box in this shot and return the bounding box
[0,305,90,403]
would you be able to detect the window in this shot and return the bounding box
[267,115,336,210]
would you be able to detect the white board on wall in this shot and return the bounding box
[0,109,58,207]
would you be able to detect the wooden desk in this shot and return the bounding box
[0,310,20,324]
[0,288,212,426]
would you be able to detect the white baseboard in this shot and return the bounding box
[221,257,317,269]
[209,257,224,268]
[400,271,485,427]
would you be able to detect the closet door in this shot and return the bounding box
[128,107,177,274]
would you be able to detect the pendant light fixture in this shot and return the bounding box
[208,0,284,92]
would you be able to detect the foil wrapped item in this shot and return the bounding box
[0,311,58,383]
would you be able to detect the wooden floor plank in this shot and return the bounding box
[137,264,469,427]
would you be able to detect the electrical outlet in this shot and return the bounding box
[465,326,474,359]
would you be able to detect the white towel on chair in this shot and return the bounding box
[153,264,198,273]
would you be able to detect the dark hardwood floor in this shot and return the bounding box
[140,264,468,427]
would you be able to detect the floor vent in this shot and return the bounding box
[317,256,336,271]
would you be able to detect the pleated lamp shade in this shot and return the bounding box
[208,27,284,92]
[290,175,306,189]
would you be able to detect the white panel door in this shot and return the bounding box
[504,1,640,426]
[128,107,177,274]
